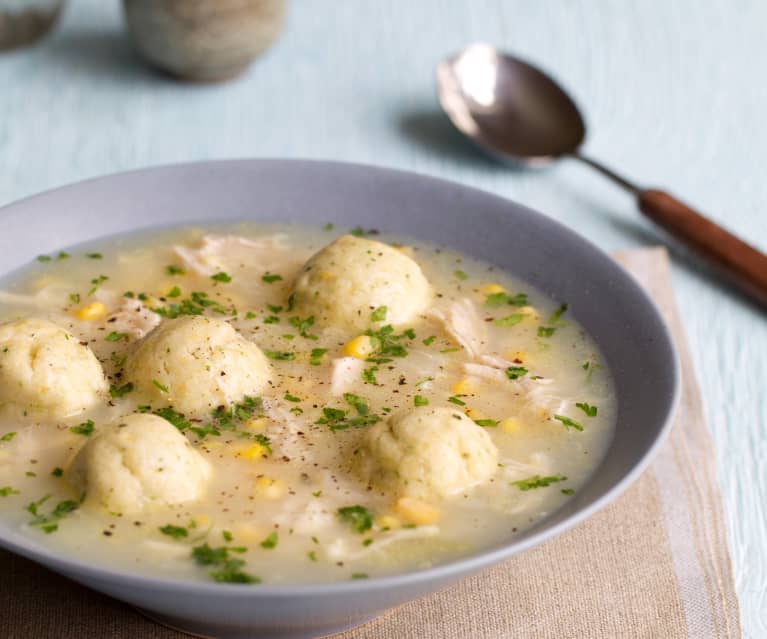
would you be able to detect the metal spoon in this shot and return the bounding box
[437,43,767,307]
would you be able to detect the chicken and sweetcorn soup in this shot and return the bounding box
[0,225,614,584]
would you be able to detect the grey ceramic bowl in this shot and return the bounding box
[0,160,679,639]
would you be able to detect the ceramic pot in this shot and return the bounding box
[122,0,286,82]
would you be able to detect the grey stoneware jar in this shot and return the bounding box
[122,0,286,82]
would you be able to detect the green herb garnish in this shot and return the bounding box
[512,474,568,491]
[166,265,185,276]
[109,382,134,398]
[0,486,19,497]
[191,543,259,584]
[370,306,388,322]
[88,275,109,295]
[309,348,328,366]
[70,420,95,436]
[362,366,379,385]
[414,395,429,407]
[454,270,468,281]
[505,366,528,380]
[105,331,128,342]
[160,524,188,539]
[0,432,16,442]
[211,272,232,283]
[260,531,278,549]
[553,414,584,431]
[474,419,498,427]
[485,292,528,307]
[537,326,556,338]
[447,395,466,406]
[289,315,317,340]
[337,505,373,534]
[261,272,282,283]
[495,314,525,327]
[152,379,169,393]
[265,351,295,361]
[575,402,598,417]
[549,303,568,323]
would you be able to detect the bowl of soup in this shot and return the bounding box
[0,160,679,639]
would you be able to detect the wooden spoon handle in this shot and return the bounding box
[638,189,767,307]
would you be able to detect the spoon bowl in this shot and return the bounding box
[437,43,585,165]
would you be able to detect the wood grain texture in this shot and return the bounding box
[638,189,767,307]
[0,0,765,635]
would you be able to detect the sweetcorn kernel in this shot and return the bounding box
[376,514,402,531]
[479,283,506,295]
[243,418,267,433]
[237,443,269,460]
[317,270,335,281]
[519,306,540,321]
[255,476,287,500]
[451,378,477,395]
[395,497,441,526]
[74,301,107,320]
[232,523,268,543]
[343,335,376,359]
[194,514,212,528]
[499,417,522,434]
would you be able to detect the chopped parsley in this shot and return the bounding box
[109,382,134,398]
[549,303,568,323]
[537,326,556,338]
[316,407,379,432]
[351,573,369,579]
[0,432,16,442]
[70,420,95,436]
[363,324,415,363]
[86,253,103,259]
[0,486,19,497]
[414,395,429,407]
[422,335,436,346]
[447,395,466,406]
[167,286,182,298]
[191,543,259,584]
[166,265,185,276]
[245,311,257,320]
[349,226,366,237]
[561,488,576,495]
[370,306,388,322]
[474,419,498,427]
[454,270,468,281]
[337,505,373,534]
[222,530,233,542]
[343,393,370,415]
[27,497,79,534]
[495,313,525,327]
[309,348,328,366]
[485,292,528,307]
[575,402,598,417]
[265,351,295,361]
[152,379,169,393]
[260,531,278,549]
[105,331,128,342]
[68,293,81,305]
[151,290,230,319]
[505,366,528,380]
[289,315,318,340]
[57,252,70,260]
[307,550,318,562]
[512,475,568,491]
[261,272,283,283]
[51,467,63,478]
[159,524,188,539]
[362,366,379,385]
[88,275,109,296]
[264,315,280,324]
[211,271,232,283]
[284,392,301,403]
[267,304,283,314]
[553,414,584,431]
[36,255,52,263]
[323,223,334,231]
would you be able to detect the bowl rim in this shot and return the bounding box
[0,158,681,597]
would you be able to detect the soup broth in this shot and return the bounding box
[0,224,614,584]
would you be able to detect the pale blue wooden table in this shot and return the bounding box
[1,0,765,635]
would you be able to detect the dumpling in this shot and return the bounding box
[0,318,107,417]
[290,235,432,332]
[67,413,211,514]
[360,406,498,499]
[123,316,271,418]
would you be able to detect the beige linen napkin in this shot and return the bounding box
[1,247,741,639]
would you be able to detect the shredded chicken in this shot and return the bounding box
[273,497,336,535]
[105,298,161,339]
[329,357,364,396]
[173,234,290,276]
[429,298,487,358]
[325,525,440,561]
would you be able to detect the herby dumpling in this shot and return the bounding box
[290,235,432,332]
[67,413,211,515]
[361,407,498,499]
[123,316,271,418]
[0,318,107,417]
